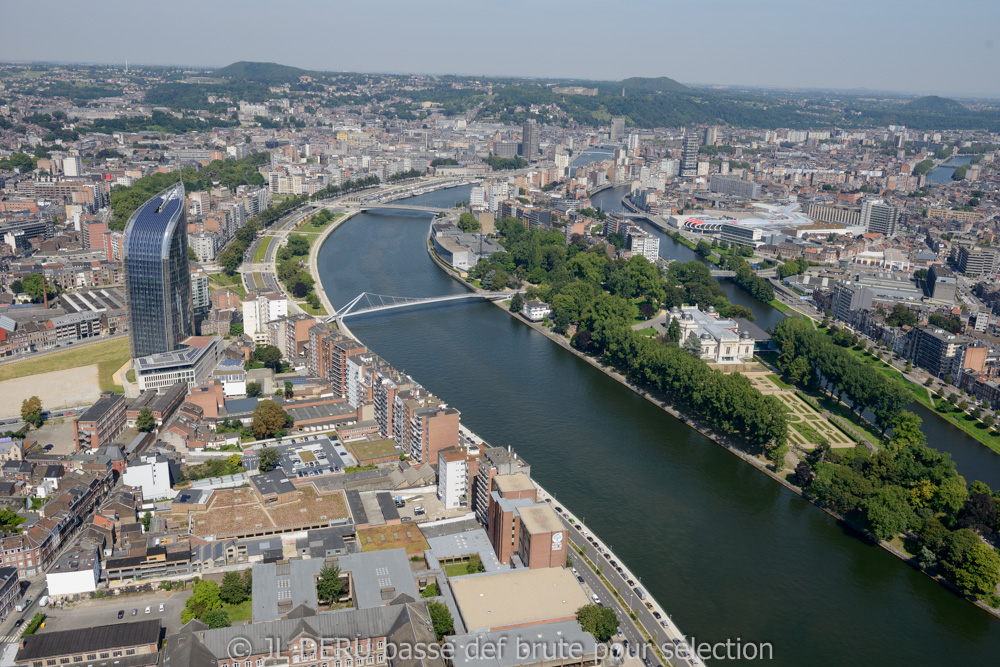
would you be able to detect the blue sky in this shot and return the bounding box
[3,0,998,97]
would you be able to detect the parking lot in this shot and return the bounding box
[37,590,191,636]
[22,418,79,455]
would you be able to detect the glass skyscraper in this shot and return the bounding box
[123,183,193,359]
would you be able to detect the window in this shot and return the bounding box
[126,649,136,656]
[72,658,82,663]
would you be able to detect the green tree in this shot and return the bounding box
[141,511,152,532]
[316,563,344,603]
[284,235,311,256]
[20,396,43,428]
[457,212,481,233]
[769,443,789,471]
[254,344,283,371]
[510,292,524,313]
[220,571,248,605]
[695,240,713,258]
[229,323,244,336]
[466,554,485,574]
[284,380,293,398]
[665,318,681,343]
[427,601,454,640]
[21,274,55,303]
[246,382,263,398]
[421,582,438,598]
[576,604,619,642]
[202,608,231,629]
[941,528,1000,598]
[252,401,291,440]
[135,407,156,433]
[188,246,198,262]
[257,446,281,472]
[181,580,222,623]
[861,486,915,541]
[10,280,23,294]
[683,334,702,357]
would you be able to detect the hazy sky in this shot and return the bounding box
[3,0,998,97]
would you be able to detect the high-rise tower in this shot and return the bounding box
[123,183,193,359]
[520,119,538,160]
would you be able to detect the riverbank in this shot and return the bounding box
[305,208,359,317]
[425,223,1000,621]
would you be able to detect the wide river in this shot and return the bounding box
[316,180,1000,665]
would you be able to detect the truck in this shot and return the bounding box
[15,598,30,612]
[39,596,50,608]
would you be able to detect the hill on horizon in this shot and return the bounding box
[904,95,968,113]
[213,61,315,84]
[600,76,691,95]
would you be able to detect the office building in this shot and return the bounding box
[475,447,531,526]
[122,183,193,359]
[704,126,719,145]
[911,326,963,379]
[610,117,625,144]
[133,336,224,391]
[957,245,999,277]
[626,228,660,262]
[719,223,764,248]
[859,199,900,236]
[710,175,760,199]
[831,280,874,322]
[74,392,127,451]
[681,133,700,177]
[521,119,539,160]
[928,264,958,302]
[807,203,861,226]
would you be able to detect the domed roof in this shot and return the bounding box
[740,330,752,339]
[670,306,681,314]
[700,333,711,340]
[707,306,717,313]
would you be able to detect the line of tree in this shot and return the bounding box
[309,175,381,200]
[772,318,913,432]
[730,259,774,302]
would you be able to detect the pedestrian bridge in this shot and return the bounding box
[328,291,513,320]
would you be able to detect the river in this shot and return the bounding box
[315,184,1000,665]
[927,155,973,184]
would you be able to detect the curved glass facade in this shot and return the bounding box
[123,183,193,359]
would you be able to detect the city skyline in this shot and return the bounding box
[1,0,998,98]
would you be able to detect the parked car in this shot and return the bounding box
[14,619,23,628]
[159,604,164,612]
[131,609,137,616]
[144,606,151,614]
[117,610,124,619]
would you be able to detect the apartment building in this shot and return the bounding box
[74,392,127,451]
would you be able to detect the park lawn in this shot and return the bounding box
[253,236,273,264]
[0,337,130,392]
[296,300,327,316]
[636,327,658,337]
[222,600,252,623]
[767,299,794,314]
[302,213,342,233]
[766,373,795,390]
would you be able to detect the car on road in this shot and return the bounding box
[627,579,635,586]
[131,609,137,616]
[653,611,661,620]
[672,639,681,646]
[571,568,577,575]
[577,576,584,583]
[660,621,668,628]
[643,658,652,667]
[159,604,164,612]
[117,610,124,619]
[13,619,23,628]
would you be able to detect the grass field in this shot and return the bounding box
[443,562,472,578]
[222,600,252,623]
[0,337,129,392]
[301,213,343,233]
[253,236,273,264]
